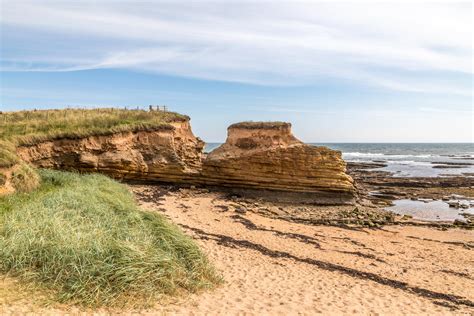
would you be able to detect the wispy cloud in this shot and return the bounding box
[1,1,472,95]
[419,106,473,113]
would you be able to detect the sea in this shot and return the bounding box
[204,143,474,178]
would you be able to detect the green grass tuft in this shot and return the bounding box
[10,162,40,193]
[0,170,220,307]
[0,140,19,168]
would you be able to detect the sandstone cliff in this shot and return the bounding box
[13,118,355,204]
[201,122,356,204]
[17,120,204,183]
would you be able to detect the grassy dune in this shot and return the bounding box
[0,109,219,307]
[0,170,220,306]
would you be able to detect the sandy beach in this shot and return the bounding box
[3,184,473,315]
[137,186,474,315]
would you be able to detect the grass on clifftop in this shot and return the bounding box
[228,121,290,130]
[0,108,187,191]
[0,108,187,146]
[0,170,220,307]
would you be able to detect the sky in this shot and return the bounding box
[0,0,472,142]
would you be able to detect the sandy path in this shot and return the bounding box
[1,185,474,315]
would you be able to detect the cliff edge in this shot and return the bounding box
[17,119,204,183]
[6,113,355,204]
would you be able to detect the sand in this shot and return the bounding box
[1,185,474,315]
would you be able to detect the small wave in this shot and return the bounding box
[440,154,474,158]
[343,152,434,159]
[390,160,433,166]
[343,152,385,157]
[346,158,432,166]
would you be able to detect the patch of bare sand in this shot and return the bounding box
[2,185,474,315]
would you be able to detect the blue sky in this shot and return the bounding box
[1,1,472,142]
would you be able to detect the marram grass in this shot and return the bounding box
[9,162,40,193]
[0,140,19,168]
[0,170,220,307]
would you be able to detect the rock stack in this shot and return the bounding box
[201,122,356,204]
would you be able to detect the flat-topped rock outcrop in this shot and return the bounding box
[202,122,356,204]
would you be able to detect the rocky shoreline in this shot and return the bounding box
[5,114,473,228]
[121,149,474,230]
[347,161,474,228]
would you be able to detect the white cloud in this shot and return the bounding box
[1,0,472,95]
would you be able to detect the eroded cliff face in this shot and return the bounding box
[14,119,355,204]
[17,120,204,183]
[202,122,356,204]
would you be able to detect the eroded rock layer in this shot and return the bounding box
[17,120,204,183]
[202,122,356,204]
[15,119,355,204]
